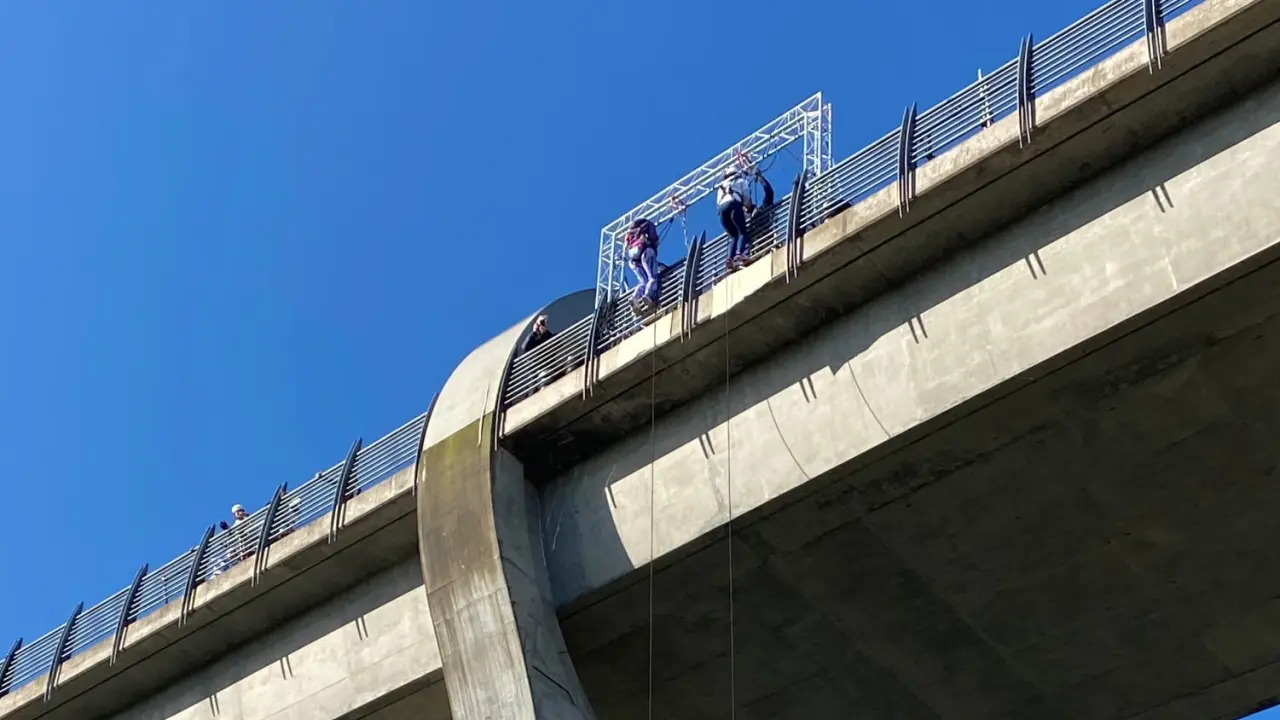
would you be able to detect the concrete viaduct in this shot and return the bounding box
[3,0,1280,717]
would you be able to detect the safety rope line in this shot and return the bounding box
[646,321,657,720]
[724,276,737,720]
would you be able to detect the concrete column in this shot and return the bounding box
[417,416,596,720]
[415,294,598,720]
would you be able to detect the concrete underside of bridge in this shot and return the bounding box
[548,75,1280,720]
[562,249,1280,720]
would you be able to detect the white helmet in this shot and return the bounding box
[231,504,245,514]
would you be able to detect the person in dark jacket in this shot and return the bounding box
[522,315,553,353]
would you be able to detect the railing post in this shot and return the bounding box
[328,438,363,544]
[1017,33,1036,147]
[44,602,82,703]
[0,638,21,698]
[681,232,707,337]
[179,527,214,627]
[581,300,610,399]
[786,172,808,282]
[110,563,148,666]
[1144,0,1166,71]
[979,68,993,128]
[896,103,918,217]
[252,484,288,586]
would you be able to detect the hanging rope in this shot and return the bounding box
[723,274,737,720]
[667,193,691,250]
[646,320,657,720]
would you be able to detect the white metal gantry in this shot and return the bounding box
[595,92,833,307]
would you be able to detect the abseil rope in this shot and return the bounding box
[724,273,737,720]
[646,320,657,720]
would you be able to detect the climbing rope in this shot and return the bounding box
[646,316,658,720]
[641,230,736,720]
[667,193,691,250]
[723,274,737,720]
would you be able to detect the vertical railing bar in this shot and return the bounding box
[582,299,610,399]
[682,232,707,336]
[1017,34,1036,146]
[179,528,214,627]
[979,68,993,127]
[1144,0,1166,71]
[43,602,82,703]
[789,171,808,277]
[328,438,363,544]
[110,564,148,666]
[0,638,21,697]
[896,103,918,217]
[252,484,287,586]
[785,173,802,282]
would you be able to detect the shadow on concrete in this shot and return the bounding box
[563,235,1280,720]
[115,560,425,718]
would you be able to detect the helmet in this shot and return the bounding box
[723,167,738,179]
[231,504,245,514]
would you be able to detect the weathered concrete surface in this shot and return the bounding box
[502,0,1280,484]
[0,466,421,720]
[541,63,1280,719]
[416,299,596,719]
[112,560,448,720]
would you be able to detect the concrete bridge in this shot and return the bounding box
[4,0,1280,717]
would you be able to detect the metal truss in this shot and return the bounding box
[596,92,833,306]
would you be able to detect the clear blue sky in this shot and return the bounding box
[0,2,1273,717]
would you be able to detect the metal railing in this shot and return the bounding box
[0,412,427,700]
[501,0,1194,408]
[0,0,1207,704]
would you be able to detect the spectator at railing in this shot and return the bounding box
[212,504,254,576]
[522,315,553,353]
[520,315,560,393]
[276,482,308,538]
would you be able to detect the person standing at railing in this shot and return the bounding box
[521,315,557,391]
[717,167,755,270]
[522,315,553,353]
[211,504,253,576]
[624,217,661,315]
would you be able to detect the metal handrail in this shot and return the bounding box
[0,414,427,697]
[0,0,1192,699]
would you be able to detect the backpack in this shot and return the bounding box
[625,218,658,249]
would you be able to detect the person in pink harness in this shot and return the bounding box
[625,217,661,312]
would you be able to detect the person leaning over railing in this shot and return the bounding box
[522,315,553,353]
[521,315,557,391]
[212,504,254,576]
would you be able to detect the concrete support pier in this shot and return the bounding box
[416,297,597,720]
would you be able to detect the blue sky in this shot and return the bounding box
[0,1,1274,717]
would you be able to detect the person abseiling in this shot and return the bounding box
[624,217,661,311]
[716,167,754,269]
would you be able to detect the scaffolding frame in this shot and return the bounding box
[596,92,832,306]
